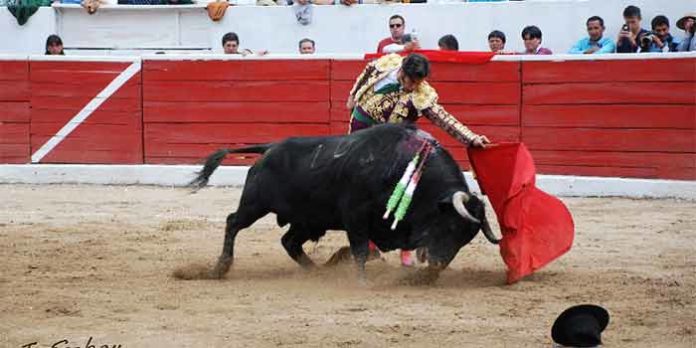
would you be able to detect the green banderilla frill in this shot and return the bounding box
[383,141,427,220]
[385,141,432,230]
[383,153,419,220]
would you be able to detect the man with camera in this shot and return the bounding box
[616,5,650,53]
[676,12,696,52]
[642,15,679,53]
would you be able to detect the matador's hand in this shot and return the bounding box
[471,135,490,148]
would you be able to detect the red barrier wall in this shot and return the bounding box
[143,59,331,164]
[1,56,694,180]
[522,58,695,180]
[0,60,30,163]
[29,61,143,164]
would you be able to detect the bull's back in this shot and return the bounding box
[247,126,413,226]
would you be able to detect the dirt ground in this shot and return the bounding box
[0,184,694,348]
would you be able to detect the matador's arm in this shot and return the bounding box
[422,103,484,146]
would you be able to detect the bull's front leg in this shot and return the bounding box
[346,232,371,284]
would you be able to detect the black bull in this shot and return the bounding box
[190,124,500,283]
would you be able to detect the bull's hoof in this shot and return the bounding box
[324,246,352,267]
[324,246,383,267]
[356,276,373,288]
[208,258,232,279]
[297,255,317,270]
[416,247,428,264]
[172,262,217,280]
[208,268,226,279]
[399,270,439,286]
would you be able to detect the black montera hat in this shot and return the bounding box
[551,304,609,347]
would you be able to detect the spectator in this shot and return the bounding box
[221,32,267,56]
[335,0,360,5]
[299,38,315,54]
[676,12,696,52]
[646,15,679,52]
[117,0,192,4]
[616,5,650,53]
[487,30,506,52]
[438,34,459,51]
[376,15,419,53]
[521,26,552,55]
[290,0,312,25]
[45,34,64,55]
[569,16,615,54]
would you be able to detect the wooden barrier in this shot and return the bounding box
[2,55,693,180]
[521,58,695,180]
[143,59,331,164]
[0,59,30,163]
[29,59,143,164]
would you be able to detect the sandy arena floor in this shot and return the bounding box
[0,184,694,347]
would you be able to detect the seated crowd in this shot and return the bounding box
[40,5,696,55]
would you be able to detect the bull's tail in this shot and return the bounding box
[188,144,274,190]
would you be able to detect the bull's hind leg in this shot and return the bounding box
[281,224,318,269]
[210,205,267,279]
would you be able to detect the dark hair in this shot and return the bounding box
[521,26,542,40]
[438,35,459,51]
[45,34,64,55]
[623,5,641,19]
[221,32,239,47]
[586,16,604,27]
[401,53,430,81]
[389,14,405,25]
[298,38,315,49]
[651,15,669,29]
[488,30,506,43]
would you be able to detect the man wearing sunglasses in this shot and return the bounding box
[377,15,420,53]
[346,53,491,266]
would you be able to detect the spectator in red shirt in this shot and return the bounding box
[521,25,552,55]
[376,15,420,53]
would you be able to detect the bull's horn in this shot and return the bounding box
[480,214,501,245]
[452,191,480,224]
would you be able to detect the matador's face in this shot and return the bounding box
[398,69,423,93]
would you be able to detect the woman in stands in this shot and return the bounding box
[45,35,65,55]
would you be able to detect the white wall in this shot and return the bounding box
[215,0,695,54]
[0,0,693,55]
[0,7,56,54]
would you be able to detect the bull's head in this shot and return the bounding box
[451,191,500,244]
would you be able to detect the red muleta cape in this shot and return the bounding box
[364,50,496,64]
[468,143,574,284]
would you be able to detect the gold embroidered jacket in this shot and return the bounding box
[349,53,480,145]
